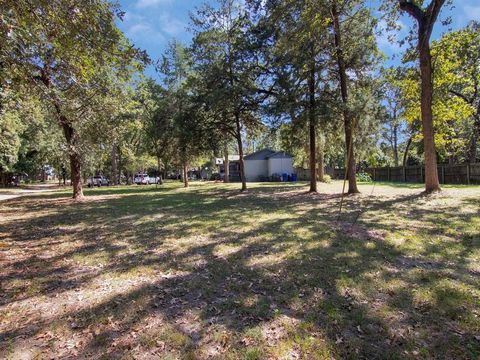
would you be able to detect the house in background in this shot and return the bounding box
[215,155,241,181]
[215,149,295,182]
[244,149,294,181]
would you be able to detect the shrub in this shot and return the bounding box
[356,172,372,182]
[321,174,332,183]
[209,173,220,181]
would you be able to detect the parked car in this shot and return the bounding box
[87,175,109,187]
[134,173,148,185]
[134,173,160,185]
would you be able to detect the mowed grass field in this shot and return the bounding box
[0,181,479,359]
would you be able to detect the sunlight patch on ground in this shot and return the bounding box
[0,181,479,359]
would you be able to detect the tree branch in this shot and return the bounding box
[426,0,446,25]
[398,1,424,22]
[255,87,277,96]
[449,89,473,105]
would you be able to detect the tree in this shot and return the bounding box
[143,83,172,184]
[397,0,446,192]
[2,1,144,198]
[328,0,379,194]
[433,22,480,162]
[382,69,407,167]
[191,0,262,191]
[160,42,220,188]
[0,90,25,179]
[15,110,68,182]
[251,0,333,192]
[388,24,478,166]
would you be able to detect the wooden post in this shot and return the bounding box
[373,168,376,181]
[441,165,445,184]
[387,167,391,182]
[467,164,470,185]
[403,166,407,182]
[420,166,423,183]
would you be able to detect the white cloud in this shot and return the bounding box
[127,23,150,36]
[125,21,165,44]
[158,14,186,36]
[375,19,407,54]
[136,0,172,8]
[123,11,184,41]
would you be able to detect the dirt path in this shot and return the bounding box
[0,193,22,202]
[0,184,66,202]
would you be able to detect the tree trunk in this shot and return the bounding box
[398,0,444,192]
[117,146,122,184]
[469,114,479,163]
[331,3,359,194]
[318,146,325,182]
[183,162,189,188]
[111,144,117,186]
[308,45,317,192]
[224,142,230,183]
[70,151,83,199]
[157,157,163,185]
[235,113,247,191]
[419,44,440,192]
[393,122,399,167]
[39,67,83,199]
[344,123,358,193]
[403,136,412,167]
[60,119,84,200]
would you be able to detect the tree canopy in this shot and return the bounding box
[1,0,478,194]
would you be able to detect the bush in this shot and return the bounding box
[321,174,332,183]
[209,173,220,181]
[356,172,372,182]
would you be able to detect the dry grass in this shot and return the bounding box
[0,181,479,359]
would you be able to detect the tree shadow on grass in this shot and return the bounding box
[0,184,479,359]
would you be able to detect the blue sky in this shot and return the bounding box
[116,0,480,80]
[117,0,205,79]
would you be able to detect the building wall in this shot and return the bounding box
[244,159,268,181]
[268,157,293,176]
[219,162,241,181]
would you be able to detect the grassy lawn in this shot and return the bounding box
[0,181,479,359]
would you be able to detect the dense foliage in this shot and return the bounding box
[1,0,478,195]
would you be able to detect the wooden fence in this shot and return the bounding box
[327,163,480,185]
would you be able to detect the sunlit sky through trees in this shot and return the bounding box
[116,0,480,81]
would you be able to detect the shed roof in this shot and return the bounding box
[243,148,276,160]
[267,151,293,159]
[244,149,293,160]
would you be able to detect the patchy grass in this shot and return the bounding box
[0,181,479,359]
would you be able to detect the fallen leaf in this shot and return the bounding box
[241,336,253,346]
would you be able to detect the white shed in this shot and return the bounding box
[267,152,294,176]
[243,149,294,182]
[243,149,274,181]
